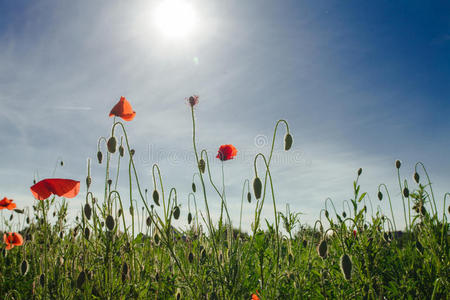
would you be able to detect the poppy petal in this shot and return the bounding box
[30,179,80,200]
[109,96,136,121]
[12,233,24,246]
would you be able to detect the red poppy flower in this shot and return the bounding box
[251,291,260,300]
[216,144,238,161]
[0,197,16,210]
[186,95,199,107]
[353,230,357,238]
[3,232,24,250]
[109,96,136,121]
[30,178,80,201]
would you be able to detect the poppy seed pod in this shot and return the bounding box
[77,271,86,289]
[317,240,327,259]
[107,136,117,153]
[173,206,180,220]
[395,160,401,169]
[192,182,196,193]
[247,192,251,203]
[284,133,293,151]
[187,212,192,225]
[198,159,206,173]
[378,191,383,201]
[403,187,410,198]
[84,203,92,220]
[86,176,91,189]
[340,254,352,280]
[106,215,115,231]
[253,177,262,199]
[357,168,362,176]
[413,172,420,184]
[97,151,103,164]
[152,190,160,206]
[21,259,29,276]
[119,145,124,157]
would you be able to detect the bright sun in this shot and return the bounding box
[154,0,197,39]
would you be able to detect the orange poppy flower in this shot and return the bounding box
[0,197,16,210]
[30,178,80,200]
[109,96,136,121]
[3,232,24,250]
[216,144,238,161]
[251,292,260,300]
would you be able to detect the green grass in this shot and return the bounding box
[1,103,449,299]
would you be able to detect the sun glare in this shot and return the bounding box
[154,0,197,39]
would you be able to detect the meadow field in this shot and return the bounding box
[1,97,449,300]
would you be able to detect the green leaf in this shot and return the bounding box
[358,192,367,203]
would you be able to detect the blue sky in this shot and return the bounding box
[1,0,449,232]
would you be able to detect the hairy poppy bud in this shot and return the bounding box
[106,215,115,231]
[317,240,327,259]
[253,177,262,199]
[173,206,180,220]
[119,145,124,157]
[187,212,192,225]
[84,203,92,220]
[357,168,362,176]
[192,183,196,193]
[284,133,293,151]
[340,254,352,280]
[86,176,91,189]
[21,259,29,276]
[378,191,383,201]
[403,187,409,198]
[107,137,117,153]
[413,172,420,184]
[188,252,194,263]
[395,160,401,169]
[77,271,86,289]
[84,227,90,240]
[97,151,103,164]
[198,159,206,173]
[152,190,160,206]
[146,216,152,227]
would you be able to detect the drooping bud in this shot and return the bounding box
[247,192,251,203]
[77,271,86,289]
[39,274,45,287]
[118,208,123,217]
[130,149,135,156]
[173,206,180,220]
[119,145,124,157]
[152,190,160,206]
[342,211,347,218]
[253,177,262,199]
[340,254,352,280]
[106,215,115,231]
[403,187,410,198]
[198,159,206,173]
[107,179,112,187]
[97,151,103,164]
[187,212,192,225]
[395,160,401,169]
[122,262,129,282]
[284,133,293,151]
[413,172,420,184]
[84,227,90,240]
[154,233,160,245]
[357,168,362,176]
[107,136,117,153]
[317,239,328,259]
[146,216,152,227]
[84,203,92,220]
[378,191,383,201]
[14,209,24,214]
[20,259,29,276]
[325,210,329,218]
[192,183,196,193]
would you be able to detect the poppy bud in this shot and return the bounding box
[188,252,194,263]
[173,206,180,220]
[84,204,92,220]
[60,161,64,166]
[253,177,262,199]
[200,248,207,263]
[86,176,91,189]
[39,274,45,287]
[26,217,30,224]
[21,259,29,276]
[106,215,115,231]
[122,262,129,281]
[77,271,86,289]
[97,151,103,164]
[357,168,362,176]
[284,133,293,151]
[302,239,307,247]
[340,254,352,280]
[84,227,90,240]
[154,233,160,245]
[59,231,64,239]
[129,206,134,216]
[378,191,383,201]
[317,239,327,259]
[130,149,135,156]
[198,159,206,173]
[247,192,251,203]
[192,183,196,193]
[116,208,122,217]
[187,212,192,225]
[395,160,401,169]
[413,172,420,184]
[403,187,409,198]
[146,216,152,227]
[107,179,112,187]
[9,214,13,221]
[325,210,329,218]
[107,136,117,153]
[448,205,450,214]
[153,190,160,206]
[342,211,347,218]
[14,209,24,214]
[119,145,124,157]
